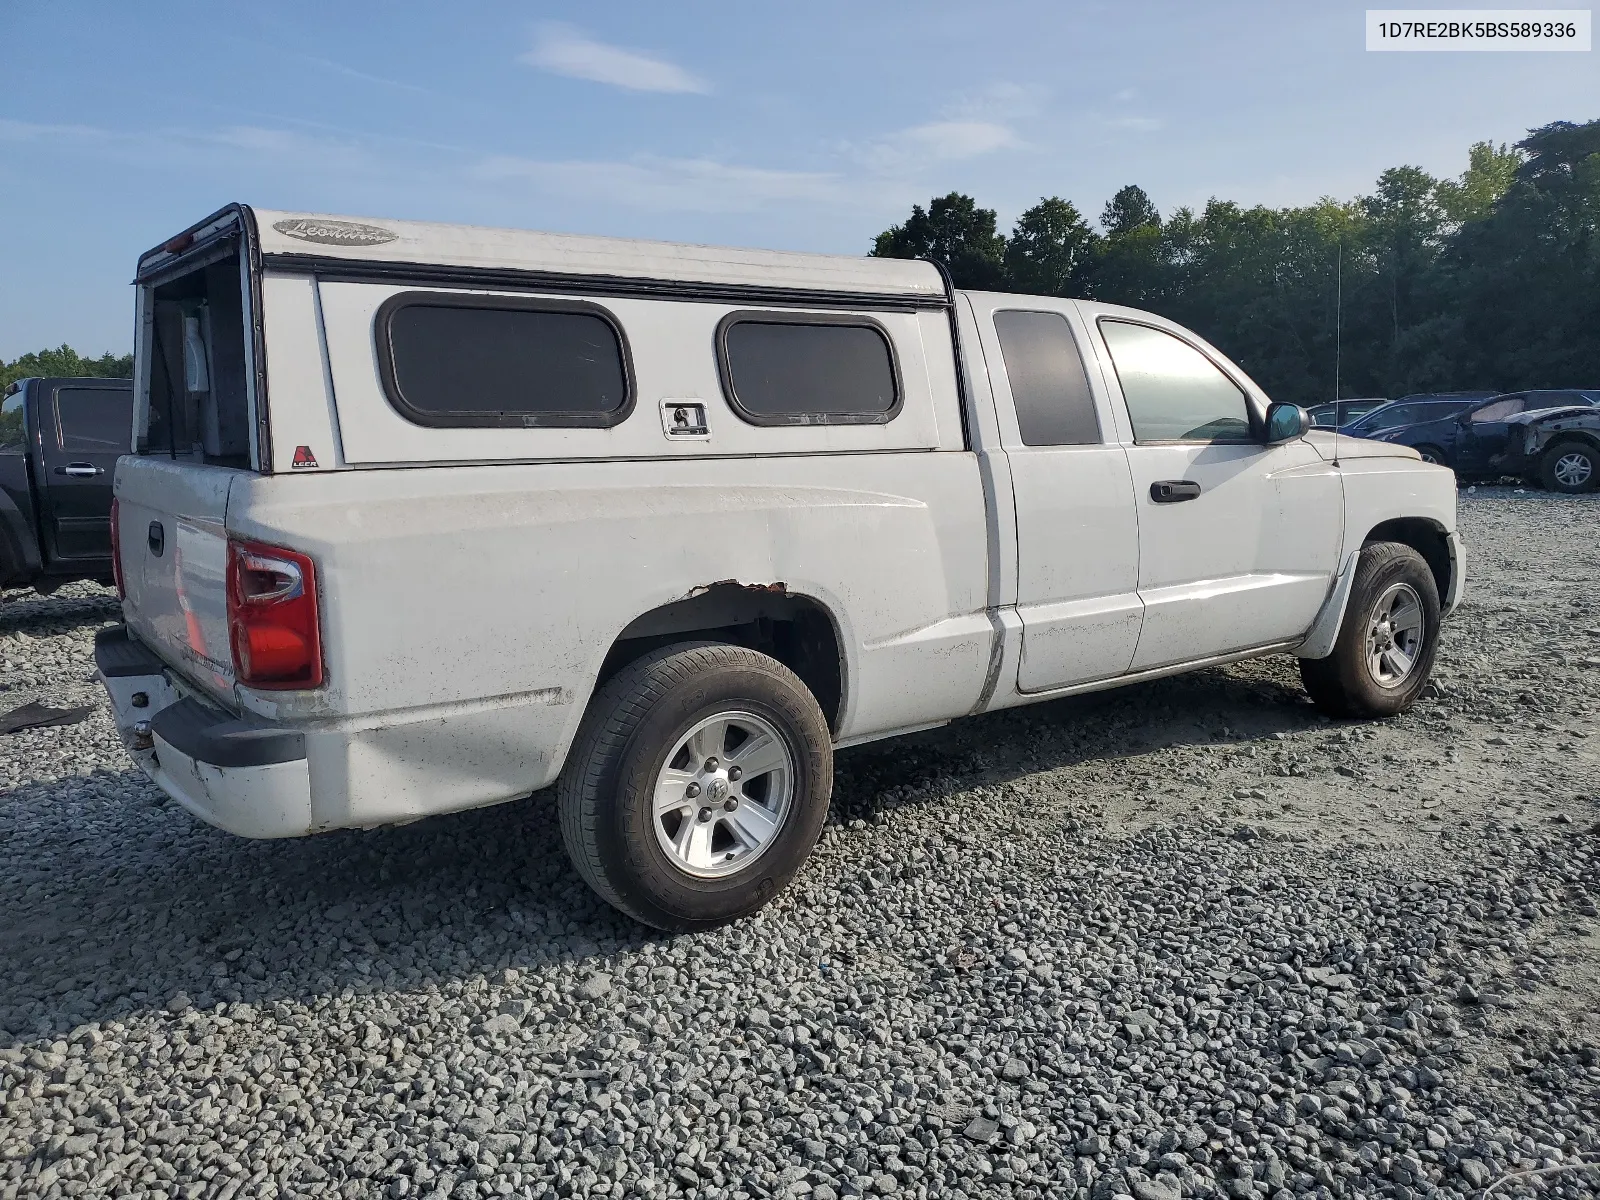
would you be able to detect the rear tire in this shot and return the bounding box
[1538,440,1598,494]
[1300,542,1440,719]
[557,641,833,931]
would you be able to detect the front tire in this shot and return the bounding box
[1413,444,1447,467]
[1539,440,1598,494]
[557,641,833,931]
[1300,542,1441,719]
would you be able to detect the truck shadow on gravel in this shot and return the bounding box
[0,657,1330,1044]
[829,655,1330,825]
[0,588,121,637]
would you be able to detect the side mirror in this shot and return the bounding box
[1263,402,1310,444]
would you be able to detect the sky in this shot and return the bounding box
[1,0,1596,359]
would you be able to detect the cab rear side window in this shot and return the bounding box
[0,393,24,451]
[993,310,1100,446]
[717,313,901,426]
[376,292,634,429]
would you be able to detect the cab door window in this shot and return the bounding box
[54,387,132,453]
[1099,320,1252,443]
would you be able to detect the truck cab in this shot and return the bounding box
[0,376,131,594]
[959,293,1354,688]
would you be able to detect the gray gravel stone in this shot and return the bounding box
[1459,1158,1493,1187]
[964,1115,1000,1142]
[1133,1177,1182,1200]
[1,501,1598,1199]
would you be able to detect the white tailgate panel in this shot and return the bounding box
[114,456,238,701]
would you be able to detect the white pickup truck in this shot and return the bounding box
[98,205,1463,929]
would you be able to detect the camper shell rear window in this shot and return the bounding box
[138,244,254,467]
[375,292,634,429]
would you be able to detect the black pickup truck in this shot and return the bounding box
[0,376,132,595]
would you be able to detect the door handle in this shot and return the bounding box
[1150,479,1202,503]
[54,463,104,477]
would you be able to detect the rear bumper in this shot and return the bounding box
[95,625,314,838]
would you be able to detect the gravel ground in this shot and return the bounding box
[1,489,1597,1200]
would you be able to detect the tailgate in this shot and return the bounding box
[116,455,238,702]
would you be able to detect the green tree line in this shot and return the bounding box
[871,118,1600,408]
[1,346,133,394]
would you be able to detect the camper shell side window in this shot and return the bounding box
[715,311,903,427]
[374,292,635,429]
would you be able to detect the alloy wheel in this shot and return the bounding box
[652,710,796,878]
[1364,582,1425,688]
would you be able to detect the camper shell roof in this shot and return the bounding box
[136,204,950,310]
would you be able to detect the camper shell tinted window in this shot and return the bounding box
[376,293,633,429]
[716,313,901,426]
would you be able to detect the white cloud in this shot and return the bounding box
[1102,115,1164,132]
[520,24,709,94]
[0,118,109,141]
[2,86,1022,232]
[295,53,433,96]
[208,126,319,154]
[902,120,1020,159]
[948,81,1049,121]
[479,113,1025,221]
[849,119,1021,173]
[477,153,842,213]
[0,117,385,178]
[200,125,381,172]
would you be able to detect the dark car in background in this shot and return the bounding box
[1306,398,1386,428]
[1389,390,1501,407]
[0,377,131,595]
[1340,397,1482,439]
[1489,403,1600,493]
[1364,389,1600,476]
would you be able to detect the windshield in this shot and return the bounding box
[1350,404,1414,433]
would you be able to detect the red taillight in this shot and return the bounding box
[226,539,323,689]
[109,498,125,600]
